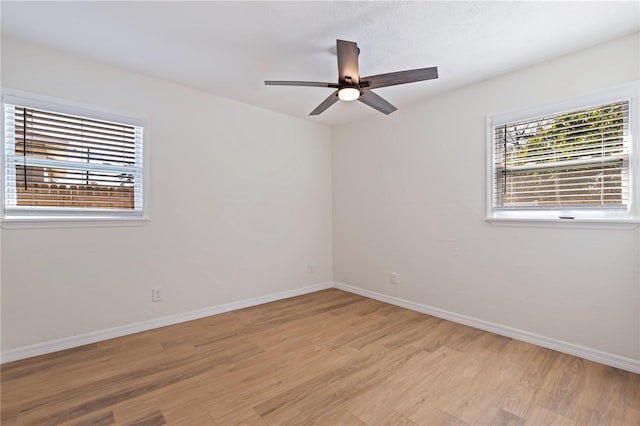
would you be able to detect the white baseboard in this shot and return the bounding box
[333,281,640,374]
[0,282,332,364]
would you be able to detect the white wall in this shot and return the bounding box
[2,33,638,364]
[333,33,640,361]
[0,37,333,351]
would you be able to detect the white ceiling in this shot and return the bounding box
[2,1,639,126]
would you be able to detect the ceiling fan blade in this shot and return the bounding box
[358,90,397,115]
[336,39,359,84]
[309,90,339,115]
[265,81,339,88]
[361,67,438,90]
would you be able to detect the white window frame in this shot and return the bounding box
[1,89,149,228]
[486,83,639,229]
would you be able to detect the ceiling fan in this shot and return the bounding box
[265,39,438,116]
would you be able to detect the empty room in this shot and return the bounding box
[1,1,639,425]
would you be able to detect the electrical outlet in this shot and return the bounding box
[152,288,162,302]
[390,272,399,285]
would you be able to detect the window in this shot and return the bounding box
[487,85,638,225]
[2,92,146,224]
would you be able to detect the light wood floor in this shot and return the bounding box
[1,289,638,426]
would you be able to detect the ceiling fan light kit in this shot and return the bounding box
[338,86,360,101]
[265,39,438,116]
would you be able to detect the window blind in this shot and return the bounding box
[4,105,143,214]
[493,100,629,209]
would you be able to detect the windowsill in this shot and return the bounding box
[1,217,149,229]
[486,216,639,230]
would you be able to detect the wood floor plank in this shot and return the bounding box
[354,346,475,424]
[536,354,586,419]
[375,410,419,426]
[1,289,636,426]
[235,412,268,426]
[575,361,630,421]
[628,372,640,411]
[344,349,438,424]
[524,406,576,425]
[475,405,526,426]
[313,409,366,426]
[407,407,468,426]
[570,405,622,426]
[70,410,116,426]
[112,397,164,425]
[623,406,640,425]
[433,345,527,424]
[495,340,559,420]
[162,399,214,425]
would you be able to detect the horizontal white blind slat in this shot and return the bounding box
[497,155,626,172]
